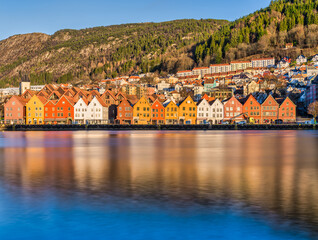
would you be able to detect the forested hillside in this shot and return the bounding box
[1,0,318,87]
[0,19,227,87]
[194,0,318,64]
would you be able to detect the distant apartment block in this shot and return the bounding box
[192,67,210,78]
[176,70,193,77]
[251,58,275,68]
[210,64,231,74]
[230,61,252,71]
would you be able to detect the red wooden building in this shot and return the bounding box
[44,95,75,124]
[4,96,29,124]
[261,95,279,124]
[277,97,296,123]
[151,99,165,124]
[223,96,243,122]
[116,99,133,124]
[242,95,261,124]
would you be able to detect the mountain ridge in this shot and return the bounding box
[1,0,318,87]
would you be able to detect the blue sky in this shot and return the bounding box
[0,0,271,40]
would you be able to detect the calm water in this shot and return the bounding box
[0,130,318,240]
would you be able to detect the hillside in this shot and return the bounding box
[1,0,318,88]
[194,0,318,64]
[0,19,228,87]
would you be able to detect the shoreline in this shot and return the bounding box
[2,124,317,131]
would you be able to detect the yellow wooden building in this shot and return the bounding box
[164,101,179,124]
[133,96,151,124]
[178,96,197,124]
[26,95,47,124]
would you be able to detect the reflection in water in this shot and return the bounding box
[0,131,318,239]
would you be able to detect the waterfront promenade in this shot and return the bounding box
[3,124,317,131]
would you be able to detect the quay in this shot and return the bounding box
[3,124,317,131]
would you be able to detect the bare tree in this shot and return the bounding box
[308,101,318,123]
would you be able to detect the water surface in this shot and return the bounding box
[0,130,318,239]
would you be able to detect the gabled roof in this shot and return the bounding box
[151,99,164,108]
[260,94,279,105]
[92,96,107,107]
[21,89,36,98]
[37,95,49,105]
[101,89,116,101]
[7,95,29,106]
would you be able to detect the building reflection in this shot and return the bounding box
[0,131,317,228]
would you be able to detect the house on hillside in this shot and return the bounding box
[296,55,307,65]
[277,60,290,69]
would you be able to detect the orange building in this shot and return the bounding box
[242,95,261,124]
[151,99,165,124]
[261,95,279,124]
[277,97,296,123]
[44,95,75,124]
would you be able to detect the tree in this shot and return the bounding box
[308,101,318,124]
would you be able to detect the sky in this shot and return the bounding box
[0,0,271,40]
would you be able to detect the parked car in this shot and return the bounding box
[237,121,247,125]
[304,119,315,124]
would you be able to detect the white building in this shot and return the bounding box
[230,61,252,71]
[311,54,318,63]
[296,55,307,65]
[192,67,210,78]
[156,81,171,91]
[74,98,89,124]
[277,60,290,69]
[210,64,231,74]
[251,58,275,68]
[0,87,19,97]
[196,99,211,124]
[176,70,193,77]
[87,96,108,124]
[307,66,318,77]
[31,85,45,92]
[193,85,204,96]
[210,99,224,124]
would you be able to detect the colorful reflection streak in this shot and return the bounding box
[0,131,317,239]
